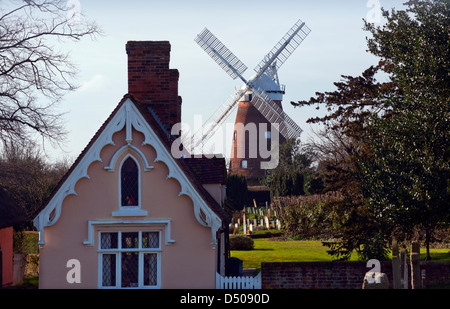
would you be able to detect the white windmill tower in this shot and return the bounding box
[186,19,311,182]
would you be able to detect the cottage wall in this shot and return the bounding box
[39,129,216,288]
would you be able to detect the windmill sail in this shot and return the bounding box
[195,28,248,82]
[253,19,311,83]
[188,87,248,151]
[192,19,310,151]
[250,87,303,139]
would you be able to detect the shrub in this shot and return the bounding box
[272,192,343,240]
[229,235,254,250]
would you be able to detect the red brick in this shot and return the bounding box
[126,41,181,132]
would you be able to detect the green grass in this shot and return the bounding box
[231,239,450,269]
[419,248,450,261]
[230,239,341,269]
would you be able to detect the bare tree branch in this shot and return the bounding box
[0,0,102,148]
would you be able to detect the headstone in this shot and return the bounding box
[421,269,426,289]
[411,242,421,289]
[392,240,401,289]
[401,249,408,289]
[362,272,389,289]
[276,219,281,230]
[264,216,269,229]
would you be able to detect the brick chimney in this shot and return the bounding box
[126,41,182,132]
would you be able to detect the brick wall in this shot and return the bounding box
[261,261,450,289]
[421,261,450,288]
[126,41,182,132]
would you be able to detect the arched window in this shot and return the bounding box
[121,157,139,207]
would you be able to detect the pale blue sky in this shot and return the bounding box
[49,0,406,162]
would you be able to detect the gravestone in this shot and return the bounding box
[264,216,269,229]
[362,272,389,289]
[400,249,408,288]
[411,242,421,289]
[392,240,401,289]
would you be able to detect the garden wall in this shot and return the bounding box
[261,261,450,289]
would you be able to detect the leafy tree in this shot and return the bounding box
[358,0,449,259]
[292,0,449,260]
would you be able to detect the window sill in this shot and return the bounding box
[112,209,148,217]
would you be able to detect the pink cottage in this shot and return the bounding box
[33,41,229,289]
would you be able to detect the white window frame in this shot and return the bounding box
[113,155,147,217]
[98,231,162,289]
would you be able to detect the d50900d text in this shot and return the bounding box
[224,293,269,304]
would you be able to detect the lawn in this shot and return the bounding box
[231,238,450,269]
[231,239,341,269]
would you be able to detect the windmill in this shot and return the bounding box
[188,19,311,181]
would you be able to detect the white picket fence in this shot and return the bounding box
[216,272,262,289]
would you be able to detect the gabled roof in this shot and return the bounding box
[182,156,227,185]
[131,95,228,221]
[0,186,27,229]
[33,94,228,223]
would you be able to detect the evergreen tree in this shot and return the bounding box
[225,174,249,212]
[292,0,449,260]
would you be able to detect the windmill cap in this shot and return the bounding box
[243,73,285,101]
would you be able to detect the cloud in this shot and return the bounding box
[79,74,106,92]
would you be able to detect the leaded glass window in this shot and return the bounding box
[121,232,138,249]
[121,252,139,288]
[144,253,158,286]
[142,232,159,248]
[121,157,139,207]
[99,231,160,288]
[101,232,118,249]
[102,254,116,287]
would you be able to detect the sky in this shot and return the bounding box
[45,0,407,163]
